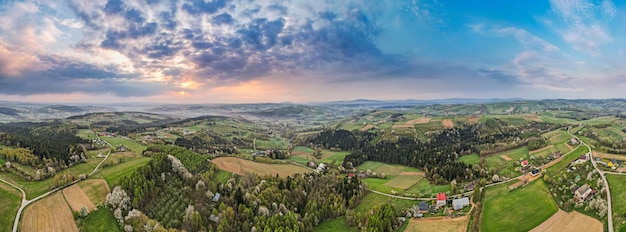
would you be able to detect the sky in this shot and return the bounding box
[0,0,625,103]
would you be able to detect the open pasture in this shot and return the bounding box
[481,181,557,232]
[77,179,110,205]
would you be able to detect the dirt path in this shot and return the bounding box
[500,155,512,161]
[399,172,425,176]
[530,210,602,232]
[565,143,575,151]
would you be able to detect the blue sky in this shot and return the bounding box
[0,0,624,103]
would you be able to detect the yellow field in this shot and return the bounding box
[77,179,110,205]
[63,184,96,212]
[360,124,374,131]
[405,216,469,232]
[22,192,78,232]
[530,210,601,232]
[442,119,454,128]
[212,157,311,177]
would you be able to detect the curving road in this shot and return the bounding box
[0,128,113,232]
[568,130,613,232]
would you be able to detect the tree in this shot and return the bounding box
[79,207,89,217]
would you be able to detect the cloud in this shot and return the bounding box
[548,0,615,55]
[471,24,558,52]
[512,51,582,91]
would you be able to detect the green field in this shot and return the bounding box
[383,175,422,189]
[314,217,358,232]
[355,192,416,214]
[79,206,122,232]
[213,169,233,183]
[76,129,95,140]
[481,180,557,232]
[292,146,313,153]
[459,153,480,166]
[357,161,422,175]
[362,177,403,194]
[485,147,529,177]
[546,146,588,173]
[0,182,21,232]
[318,150,351,164]
[96,157,152,187]
[0,172,52,199]
[529,145,557,158]
[404,178,451,197]
[100,136,147,155]
[607,174,626,232]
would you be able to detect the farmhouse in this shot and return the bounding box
[452,197,470,210]
[574,184,592,201]
[521,159,529,167]
[316,163,327,172]
[417,202,429,212]
[436,193,447,207]
[551,151,561,159]
[570,138,579,145]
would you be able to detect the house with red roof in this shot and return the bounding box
[436,193,447,207]
[521,159,529,167]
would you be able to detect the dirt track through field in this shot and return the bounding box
[530,210,602,232]
[63,184,96,212]
[441,119,454,128]
[525,115,544,122]
[405,215,469,232]
[500,155,512,161]
[565,143,575,151]
[22,192,78,232]
[466,116,481,124]
[407,117,431,125]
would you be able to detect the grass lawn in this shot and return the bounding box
[355,192,416,215]
[314,217,358,232]
[546,130,571,144]
[546,146,588,173]
[459,153,480,166]
[529,146,557,158]
[0,182,21,232]
[76,129,95,140]
[100,136,147,156]
[383,175,423,189]
[79,206,122,232]
[404,178,451,197]
[363,177,403,194]
[288,155,311,165]
[97,157,152,187]
[606,174,626,232]
[357,161,423,176]
[318,150,351,164]
[0,172,52,199]
[213,169,233,183]
[481,180,557,232]
[555,142,573,153]
[292,146,313,153]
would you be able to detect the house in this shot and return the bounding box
[575,184,592,201]
[358,172,367,178]
[208,214,220,223]
[551,151,562,159]
[96,152,104,158]
[608,158,620,168]
[436,193,447,207]
[316,163,327,172]
[307,161,316,168]
[120,146,126,152]
[417,202,429,212]
[531,169,540,176]
[212,192,221,202]
[521,159,529,167]
[570,138,580,145]
[464,180,478,191]
[347,173,354,178]
[452,197,470,210]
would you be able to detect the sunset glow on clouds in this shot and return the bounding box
[0,0,625,103]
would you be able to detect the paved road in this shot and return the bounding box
[569,130,613,232]
[1,128,113,232]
